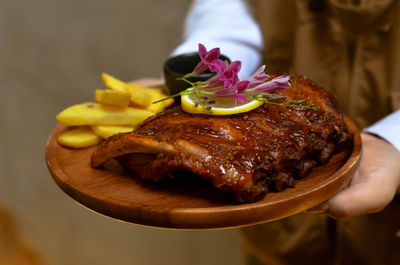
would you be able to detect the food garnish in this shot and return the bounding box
[56,74,173,148]
[156,44,317,114]
[181,94,263,115]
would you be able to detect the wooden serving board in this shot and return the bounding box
[45,116,361,229]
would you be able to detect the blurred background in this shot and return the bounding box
[0,0,243,264]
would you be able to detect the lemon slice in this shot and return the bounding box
[181,94,264,115]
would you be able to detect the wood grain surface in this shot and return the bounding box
[45,116,361,230]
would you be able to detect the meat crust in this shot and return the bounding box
[91,76,352,203]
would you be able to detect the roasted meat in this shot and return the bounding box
[91,76,351,202]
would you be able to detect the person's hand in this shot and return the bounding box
[307,133,400,219]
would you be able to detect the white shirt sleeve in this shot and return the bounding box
[172,0,264,78]
[364,109,400,151]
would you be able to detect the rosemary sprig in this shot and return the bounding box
[254,94,319,110]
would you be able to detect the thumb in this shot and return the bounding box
[307,170,396,219]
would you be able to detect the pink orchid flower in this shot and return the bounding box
[201,59,228,87]
[203,59,242,90]
[192,44,221,75]
[186,44,292,106]
[216,60,242,88]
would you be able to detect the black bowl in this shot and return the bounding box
[163,52,230,98]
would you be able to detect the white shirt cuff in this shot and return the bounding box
[364,109,400,151]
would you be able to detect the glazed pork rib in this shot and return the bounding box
[91,76,351,202]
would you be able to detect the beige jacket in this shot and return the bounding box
[255,0,400,129]
[241,1,400,265]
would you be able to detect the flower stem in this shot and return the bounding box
[152,87,194,104]
[176,76,196,87]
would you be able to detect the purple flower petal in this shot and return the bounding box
[218,60,241,88]
[191,44,221,75]
[245,65,270,87]
[237,80,250,92]
[214,80,249,105]
[224,75,239,89]
[209,59,227,73]
[236,93,247,103]
[203,74,225,87]
[225,60,242,74]
[192,62,209,75]
[254,75,290,93]
[204,47,220,64]
[198,43,207,59]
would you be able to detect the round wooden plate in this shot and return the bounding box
[46,116,361,229]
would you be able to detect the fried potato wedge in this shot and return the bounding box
[128,86,174,113]
[95,89,130,107]
[101,73,127,93]
[56,102,154,126]
[91,125,134,139]
[163,97,175,108]
[145,88,167,113]
[124,83,153,108]
[102,73,152,108]
[57,126,102,148]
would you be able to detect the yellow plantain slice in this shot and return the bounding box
[101,73,127,93]
[163,97,175,108]
[95,89,130,107]
[102,73,152,108]
[57,126,102,148]
[145,88,167,113]
[124,83,153,108]
[56,102,154,126]
[91,125,134,139]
